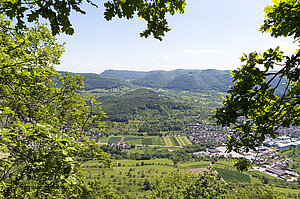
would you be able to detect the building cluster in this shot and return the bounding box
[186,124,300,146]
[188,124,300,180]
[265,164,299,180]
[186,123,230,143]
[265,135,300,149]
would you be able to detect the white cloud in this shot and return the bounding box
[184,48,226,54]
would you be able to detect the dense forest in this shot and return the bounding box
[59,69,288,95]
[91,88,212,135]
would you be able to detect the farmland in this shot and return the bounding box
[215,168,251,183]
[83,157,300,198]
[101,136,192,147]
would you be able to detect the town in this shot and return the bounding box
[188,123,300,181]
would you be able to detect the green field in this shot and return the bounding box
[164,137,172,146]
[83,158,299,198]
[100,137,109,143]
[108,137,122,143]
[215,168,251,183]
[180,161,210,169]
[104,136,191,146]
[180,136,192,145]
[83,158,175,196]
[124,136,143,142]
[142,138,153,145]
[170,137,179,146]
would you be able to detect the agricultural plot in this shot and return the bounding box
[106,136,191,146]
[124,137,142,142]
[99,137,109,143]
[170,137,179,146]
[142,138,153,145]
[175,137,184,146]
[164,137,172,146]
[215,168,251,183]
[151,137,166,145]
[180,136,192,145]
[140,137,165,145]
[83,159,175,196]
[108,137,122,144]
[180,161,210,169]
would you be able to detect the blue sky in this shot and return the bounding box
[56,0,298,73]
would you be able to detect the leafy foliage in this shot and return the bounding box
[228,184,285,199]
[0,16,111,197]
[1,0,186,39]
[144,170,227,199]
[214,0,300,171]
[98,88,195,121]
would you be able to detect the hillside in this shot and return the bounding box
[61,69,286,95]
[132,69,233,92]
[59,71,132,90]
[97,88,208,134]
[100,69,160,80]
[98,88,193,121]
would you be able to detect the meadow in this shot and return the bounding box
[82,150,300,198]
[83,159,261,197]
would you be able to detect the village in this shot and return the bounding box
[188,123,300,181]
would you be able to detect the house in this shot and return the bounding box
[193,151,207,157]
[208,148,220,153]
[265,167,285,176]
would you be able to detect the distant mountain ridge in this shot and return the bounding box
[100,69,161,80]
[60,69,285,94]
[100,69,232,92]
[131,69,232,92]
[58,71,132,90]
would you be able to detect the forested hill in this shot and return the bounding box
[101,69,233,92]
[97,88,203,124]
[132,69,232,92]
[60,69,286,94]
[58,71,132,90]
[100,69,160,80]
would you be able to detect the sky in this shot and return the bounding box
[56,0,298,74]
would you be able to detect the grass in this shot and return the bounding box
[213,161,235,169]
[277,187,300,195]
[83,158,175,196]
[83,158,299,198]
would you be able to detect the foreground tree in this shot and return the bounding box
[1,0,186,40]
[214,0,300,170]
[0,15,113,198]
[143,170,227,199]
[229,184,285,199]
